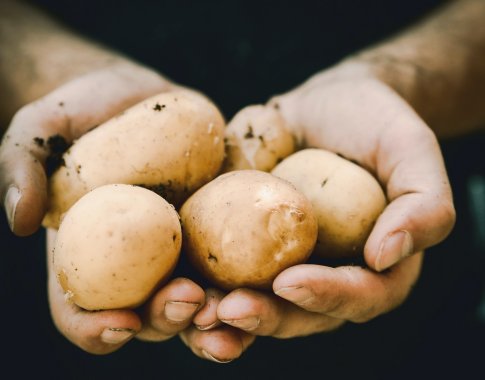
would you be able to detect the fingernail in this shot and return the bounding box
[274,286,314,305]
[220,316,260,331]
[375,230,414,272]
[201,349,233,364]
[4,186,21,231]
[164,301,199,322]
[100,328,136,344]
[196,321,219,331]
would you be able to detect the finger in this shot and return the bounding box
[46,228,142,354]
[217,288,344,338]
[180,325,255,363]
[365,123,455,271]
[273,253,423,323]
[272,78,455,270]
[135,278,205,342]
[1,64,169,236]
[193,288,225,331]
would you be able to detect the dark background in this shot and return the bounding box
[2,1,485,379]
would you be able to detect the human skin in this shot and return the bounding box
[1,0,483,362]
[187,0,484,362]
[0,0,253,356]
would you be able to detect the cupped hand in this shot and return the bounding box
[0,61,177,236]
[46,229,206,355]
[268,60,455,272]
[219,253,422,338]
[185,253,421,357]
[188,59,453,358]
[49,229,255,359]
[1,61,222,356]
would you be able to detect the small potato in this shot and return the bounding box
[43,90,225,229]
[221,105,295,173]
[53,184,181,311]
[271,149,387,258]
[180,170,318,290]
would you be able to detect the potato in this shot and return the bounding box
[179,170,318,290]
[43,90,225,229]
[221,105,295,173]
[271,148,387,258]
[52,184,181,310]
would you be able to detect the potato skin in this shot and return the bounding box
[221,105,295,173]
[43,90,225,229]
[271,149,387,258]
[53,184,181,311]
[180,170,318,290]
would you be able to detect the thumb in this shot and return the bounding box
[0,63,170,236]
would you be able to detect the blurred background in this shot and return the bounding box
[2,1,484,378]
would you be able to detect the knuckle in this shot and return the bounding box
[9,102,39,127]
[438,197,456,236]
[135,327,173,342]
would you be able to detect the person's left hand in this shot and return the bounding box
[179,58,449,361]
[180,252,421,363]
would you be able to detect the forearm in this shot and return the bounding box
[348,0,485,138]
[0,0,172,129]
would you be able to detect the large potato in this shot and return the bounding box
[180,170,318,290]
[43,90,225,229]
[221,105,295,173]
[271,148,387,258]
[53,184,181,311]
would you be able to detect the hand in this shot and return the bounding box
[218,253,422,337]
[46,228,206,354]
[270,60,455,272]
[0,61,217,355]
[183,253,421,361]
[0,61,175,236]
[186,59,454,359]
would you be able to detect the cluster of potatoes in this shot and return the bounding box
[45,90,387,311]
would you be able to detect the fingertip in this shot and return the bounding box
[85,313,142,354]
[3,157,48,236]
[272,264,313,291]
[193,288,224,330]
[100,327,137,346]
[54,306,142,355]
[10,186,48,236]
[4,186,22,233]
[188,326,251,363]
[217,289,258,320]
[369,230,414,272]
[137,277,206,339]
[364,191,456,272]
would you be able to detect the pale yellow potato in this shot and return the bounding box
[180,170,318,290]
[43,90,225,229]
[53,184,182,311]
[221,105,295,173]
[271,148,387,258]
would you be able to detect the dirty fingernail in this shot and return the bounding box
[375,230,414,272]
[201,349,233,364]
[4,186,21,231]
[164,301,199,322]
[274,286,314,305]
[101,328,135,344]
[196,321,219,331]
[221,316,260,331]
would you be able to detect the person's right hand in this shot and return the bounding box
[0,61,215,355]
[46,227,208,354]
[0,61,176,236]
